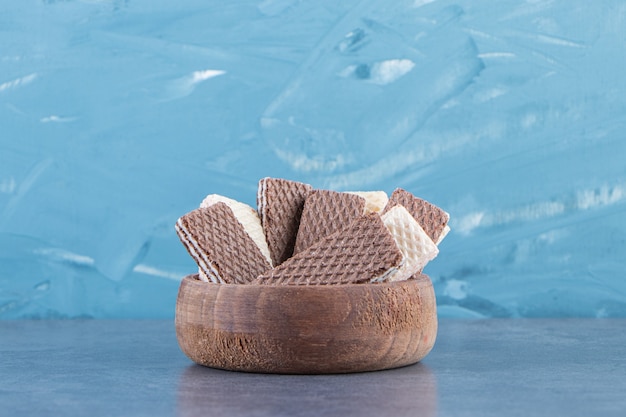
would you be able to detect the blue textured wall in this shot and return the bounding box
[2,0,625,318]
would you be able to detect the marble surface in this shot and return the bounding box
[1,319,624,416]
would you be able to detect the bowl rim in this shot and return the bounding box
[179,272,433,289]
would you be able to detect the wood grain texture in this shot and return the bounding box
[175,274,437,374]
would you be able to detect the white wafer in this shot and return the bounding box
[200,194,273,267]
[346,191,388,214]
[380,205,439,282]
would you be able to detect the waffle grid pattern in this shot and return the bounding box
[258,178,312,266]
[177,203,272,284]
[259,213,403,285]
[293,190,366,254]
[382,206,439,281]
[383,188,448,243]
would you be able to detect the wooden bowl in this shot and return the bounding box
[175,274,437,374]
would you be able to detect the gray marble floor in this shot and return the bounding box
[1,319,624,416]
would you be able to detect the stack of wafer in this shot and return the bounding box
[175,177,449,285]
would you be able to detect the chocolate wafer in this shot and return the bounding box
[293,190,366,254]
[383,188,449,244]
[175,203,272,284]
[380,205,438,282]
[258,213,404,285]
[257,177,312,266]
[200,194,272,266]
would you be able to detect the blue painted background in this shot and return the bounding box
[2,0,625,318]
